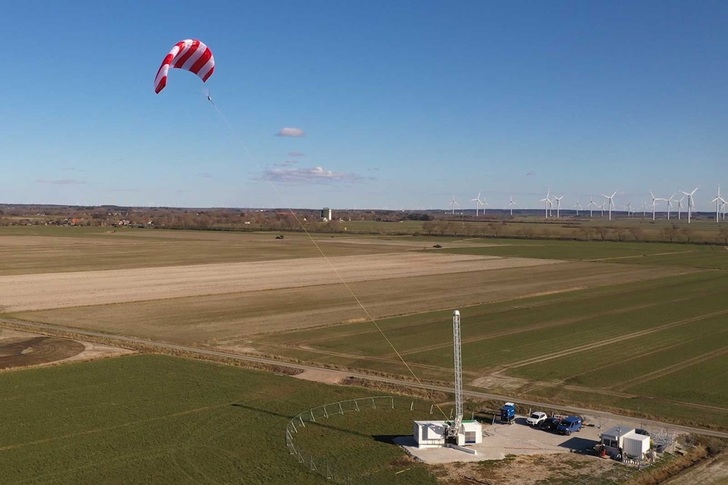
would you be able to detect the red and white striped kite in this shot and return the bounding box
[154,39,215,94]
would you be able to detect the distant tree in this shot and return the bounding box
[487,223,500,237]
[628,227,645,241]
[662,225,679,242]
[614,227,628,241]
[680,226,694,243]
[594,226,610,241]
[719,227,728,245]
[517,226,534,239]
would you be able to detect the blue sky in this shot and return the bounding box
[2,1,727,210]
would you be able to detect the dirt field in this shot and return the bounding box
[0,253,560,312]
[6,261,689,345]
[0,328,132,370]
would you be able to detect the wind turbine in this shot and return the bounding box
[665,194,674,220]
[508,196,517,216]
[680,186,700,224]
[641,201,647,218]
[575,201,582,216]
[625,202,632,217]
[603,191,617,221]
[676,196,684,220]
[553,194,565,218]
[599,202,605,218]
[449,195,459,215]
[471,191,485,217]
[588,196,598,218]
[711,185,726,223]
[540,188,552,219]
[650,191,662,221]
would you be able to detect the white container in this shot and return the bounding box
[622,434,650,458]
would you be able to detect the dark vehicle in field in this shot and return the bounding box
[540,417,561,432]
[557,416,583,435]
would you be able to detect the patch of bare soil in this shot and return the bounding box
[0,253,559,312]
[470,375,531,393]
[432,453,624,484]
[0,328,133,370]
[292,369,349,385]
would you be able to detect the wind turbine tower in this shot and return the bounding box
[508,196,517,216]
[575,201,582,216]
[449,195,459,215]
[680,186,700,224]
[540,189,552,219]
[665,194,674,220]
[471,192,484,217]
[677,197,684,220]
[650,191,662,221]
[553,194,564,218]
[588,196,597,218]
[712,185,725,223]
[604,191,617,221]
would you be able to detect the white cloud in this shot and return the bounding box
[275,127,306,137]
[262,166,370,184]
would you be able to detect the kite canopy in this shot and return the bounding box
[154,39,215,94]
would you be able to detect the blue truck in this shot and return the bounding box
[500,402,516,424]
[556,416,583,435]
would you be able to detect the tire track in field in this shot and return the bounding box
[613,345,728,392]
[283,285,710,366]
[382,298,682,359]
[498,308,728,371]
[375,275,715,360]
[242,265,700,348]
[558,339,691,383]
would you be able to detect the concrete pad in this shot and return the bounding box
[397,414,660,464]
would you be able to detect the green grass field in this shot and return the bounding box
[252,270,728,429]
[0,355,435,484]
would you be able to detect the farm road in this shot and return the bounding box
[3,318,727,440]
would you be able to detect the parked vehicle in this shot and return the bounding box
[557,416,583,435]
[540,417,561,432]
[526,411,547,426]
[500,402,516,424]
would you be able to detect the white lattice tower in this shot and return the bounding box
[448,310,463,437]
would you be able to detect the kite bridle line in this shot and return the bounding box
[205,91,449,421]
